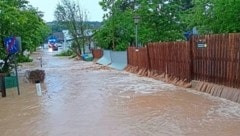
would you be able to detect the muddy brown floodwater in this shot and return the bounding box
[1,48,240,136]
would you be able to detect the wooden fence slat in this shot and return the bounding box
[216,34,220,84]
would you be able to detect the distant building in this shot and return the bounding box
[52,32,64,42]
[48,32,64,43]
[61,29,96,53]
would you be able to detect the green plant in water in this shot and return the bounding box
[0,54,16,74]
[17,54,33,63]
[55,50,74,56]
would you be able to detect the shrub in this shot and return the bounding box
[17,55,33,63]
[55,50,73,56]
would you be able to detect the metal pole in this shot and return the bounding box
[1,74,6,97]
[14,54,20,95]
[0,36,6,97]
[135,24,138,47]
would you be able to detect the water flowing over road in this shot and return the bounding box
[1,49,240,136]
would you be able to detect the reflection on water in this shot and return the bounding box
[0,49,240,136]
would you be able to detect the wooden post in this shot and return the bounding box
[14,54,20,95]
[146,44,151,70]
[189,35,194,82]
[0,73,6,97]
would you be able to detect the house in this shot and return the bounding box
[62,29,96,53]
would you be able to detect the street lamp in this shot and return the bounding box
[133,15,140,48]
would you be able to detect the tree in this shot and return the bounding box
[0,0,50,72]
[18,7,50,52]
[0,0,50,52]
[54,0,89,58]
[182,0,240,34]
[181,0,194,10]
[136,0,185,43]
[94,10,135,50]
[95,0,186,51]
[95,0,135,51]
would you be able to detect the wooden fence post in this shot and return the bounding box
[146,44,151,70]
[189,36,194,82]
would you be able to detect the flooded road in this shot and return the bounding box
[1,49,240,136]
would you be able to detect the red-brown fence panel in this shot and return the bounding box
[147,41,191,81]
[191,33,240,88]
[127,47,149,69]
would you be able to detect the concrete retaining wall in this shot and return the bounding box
[109,51,127,70]
[96,50,111,66]
[96,50,127,71]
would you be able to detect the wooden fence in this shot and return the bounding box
[127,47,149,69]
[148,42,191,81]
[191,33,240,88]
[127,33,240,88]
[92,49,103,59]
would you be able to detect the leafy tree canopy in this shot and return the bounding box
[0,0,51,72]
[183,0,240,34]
[54,0,90,57]
[95,0,188,51]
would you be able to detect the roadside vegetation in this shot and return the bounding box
[55,50,74,57]
[94,0,240,51]
[17,54,33,63]
[0,0,50,73]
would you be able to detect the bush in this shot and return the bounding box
[55,50,73,56]
[17,55,33,63]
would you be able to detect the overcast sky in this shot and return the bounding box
[28,0,104,22]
